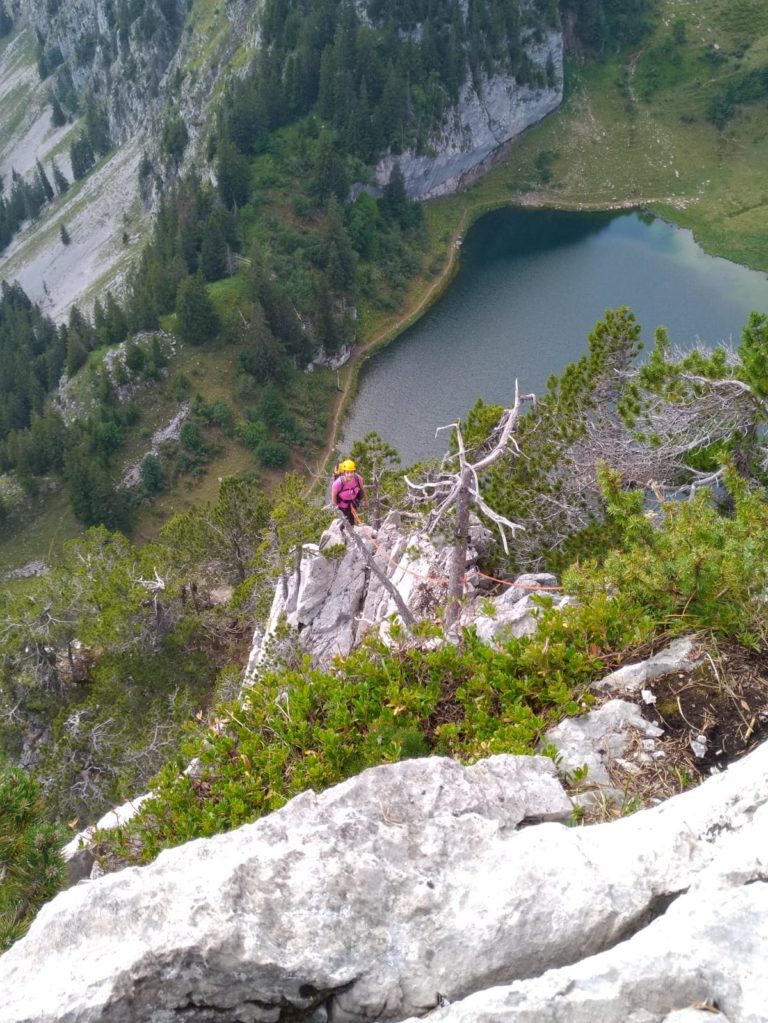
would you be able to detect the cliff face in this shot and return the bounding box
[375,33,564,200]
[20,0,187,141]
[0,0,257,318]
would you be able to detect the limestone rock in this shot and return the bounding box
[4,742,768,1022]
[0,755,572,1023]
[247,512,542,671]
[594,636,706,695]
[373,37,563,199]
[398,811,768,1022]
[545,699,664,788]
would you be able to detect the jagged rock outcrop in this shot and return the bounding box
[374,35,563,200]
[246,512,572,674]
[3,739,768,1022]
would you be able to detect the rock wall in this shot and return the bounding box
[2,740,768,1022]
[373,33,563,200]
[246,512,572,673]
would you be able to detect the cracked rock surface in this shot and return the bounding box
[3,740,768,1022]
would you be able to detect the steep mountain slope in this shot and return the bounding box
[0,0,563,319]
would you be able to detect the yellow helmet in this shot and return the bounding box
[339,459,356,472]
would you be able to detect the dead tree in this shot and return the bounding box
[335,510,416,629]
[405,382,535,627]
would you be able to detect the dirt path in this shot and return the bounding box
[314,205,473,479]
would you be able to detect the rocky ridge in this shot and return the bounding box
[6,508,768,1021]
[247,511,572,674]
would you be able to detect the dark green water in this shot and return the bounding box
[341,208,768,465]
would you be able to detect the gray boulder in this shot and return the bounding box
[247,512,540,671]
[399,808,768,1022]
[3,741,768,1023]
[0,755,571,1023]
[545,698,664,789]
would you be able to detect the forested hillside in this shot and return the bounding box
[0,0,565,544]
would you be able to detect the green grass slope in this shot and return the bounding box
[451,0,768,272]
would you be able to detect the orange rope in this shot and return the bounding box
[351,517,561,591]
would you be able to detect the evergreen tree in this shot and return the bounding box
[380,162,408,223]
[0,769,65,952]
[93,296,106,337]
[51,159,69,195]
[311,130,348,202]
[162,114,189,164]
[64,443,132,530]
[104,292,128,346]
[140,454,164,493]
[312,274,337,351]
[69,134,95,180]
[216,135,250,210]
[84,95,111,156]
[175,274,219,346]
[346,191,380,258]
[59,223,70,245]
[200,212,228,281]
[0,2,12,38]
[36,159,54,202]
[64,305,92,375]
[49,91,66,127]
[323,196,355,292]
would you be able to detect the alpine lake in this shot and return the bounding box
[341,207,768,466]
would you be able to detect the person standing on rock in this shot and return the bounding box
[332,459,367,525]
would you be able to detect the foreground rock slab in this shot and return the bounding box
[0,756,571,1023]
[400,808,768,1023]
[2,743,768,1022]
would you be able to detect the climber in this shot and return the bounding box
[332,458,367,525]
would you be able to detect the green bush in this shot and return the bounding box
[101,589,654,863]
[257,440,291,468]
[0,769,66,951]
[566,467,768,647]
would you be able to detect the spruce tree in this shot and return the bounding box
[216,135,250,210]
[49,91,66,127]
[200,212,228,281]
[175,273,219,346]
[36,159,54,202]
[69,134,95,180]
[84,95,111,156]
[51,159,69,195]
[0,2,12,38]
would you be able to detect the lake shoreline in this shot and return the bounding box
[338,205,768,466]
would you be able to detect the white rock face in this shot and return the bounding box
[374,34,563,199]
[245,512,569,672]
[3,741,768,1022]
[593,635,707,695]
[0,755,572,1023]
[399,808,768,1022]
